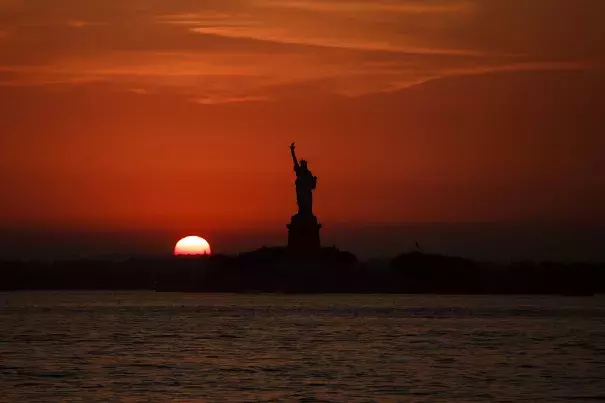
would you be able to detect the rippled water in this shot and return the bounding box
[1,292,604,402]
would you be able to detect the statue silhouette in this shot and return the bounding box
[290,142,317,216]
[287,142,322,254]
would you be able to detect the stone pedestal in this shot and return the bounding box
[287,213,322,255]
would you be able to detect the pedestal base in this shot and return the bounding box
[287,214,322,256]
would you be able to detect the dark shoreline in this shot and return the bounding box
[1,248,603,295]
[0,290,599,296]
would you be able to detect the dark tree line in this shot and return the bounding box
[0,248,603,295]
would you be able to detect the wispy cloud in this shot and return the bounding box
[0,0,601,101]
[258,0,473,14]
[193,95,270,104]
[66,20,106,28]
[189,26,484,56]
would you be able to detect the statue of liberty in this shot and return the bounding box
[290,142,317,217]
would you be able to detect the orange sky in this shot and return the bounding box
[0,0,604,257]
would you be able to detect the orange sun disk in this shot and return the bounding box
[174,236,212,256]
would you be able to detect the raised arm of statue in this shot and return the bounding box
[290,142,299,170]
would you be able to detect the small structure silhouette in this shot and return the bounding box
[287,142,322,256]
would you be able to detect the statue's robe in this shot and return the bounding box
[294,166,316,216]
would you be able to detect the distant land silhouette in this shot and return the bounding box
[0,250,602,295]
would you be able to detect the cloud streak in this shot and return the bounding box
[258,0,473,14]
[0,0,601,101]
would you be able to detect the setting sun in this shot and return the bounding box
[174,236,211,256]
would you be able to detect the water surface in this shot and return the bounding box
[1,292,604,402]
